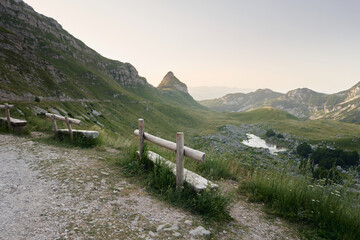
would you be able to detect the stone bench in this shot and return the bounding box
[0,103,27,130]
[140,150,218,192]
[57,129,99,139]
[45,113,99,140]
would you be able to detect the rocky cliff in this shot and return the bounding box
[0,0,151,101]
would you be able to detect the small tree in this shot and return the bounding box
[266,129,276,137]
[296,142,312,158]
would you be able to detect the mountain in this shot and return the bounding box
[200,89,283,112]
[200,82,360,124]
[0,0,153,102]
[0,0,205,137]
[156,71,204,109]
[158,72,188,93]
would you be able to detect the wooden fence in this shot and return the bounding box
[134,118,206,187]
[0,103,27,130]
[45,113,81,140]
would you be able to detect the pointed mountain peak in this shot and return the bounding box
[157,71,188,93]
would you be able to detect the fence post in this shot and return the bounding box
[65,116,73,140]
[138,118,144,159]
[4,103,12,131]
[176,132,184,187]
[51,115,58,137]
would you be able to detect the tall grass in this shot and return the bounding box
[241,169,360,239]
[117,144,232,222]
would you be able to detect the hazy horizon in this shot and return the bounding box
[24,0,360,94]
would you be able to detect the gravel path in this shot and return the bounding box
[0,134,300,239]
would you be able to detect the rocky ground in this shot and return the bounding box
[0,133,301,239]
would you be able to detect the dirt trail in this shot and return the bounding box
[0,134,300,239]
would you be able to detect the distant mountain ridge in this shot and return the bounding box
[200,82,360,124]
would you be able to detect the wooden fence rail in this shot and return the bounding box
[45,113,81,140]
[134,118,206,187]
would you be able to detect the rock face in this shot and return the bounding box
[200,82,360,124]
[0,0,151,101]
[157,72,188,93]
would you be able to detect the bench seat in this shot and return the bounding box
[0,117,27,127]
[139,150,218,192]
[57,129,99,139]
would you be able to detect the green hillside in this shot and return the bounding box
[1,0,360,152]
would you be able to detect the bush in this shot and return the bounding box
[276,133,284,139]
[266,129,276,137]
[296,142,312,158]
[311,148,359,169]
[34,96,40,102]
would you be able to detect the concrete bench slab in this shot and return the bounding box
[0,117,27,128]
[57,129,99,139]
[140,150,218,192]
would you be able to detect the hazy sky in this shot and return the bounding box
[24,0,360,94]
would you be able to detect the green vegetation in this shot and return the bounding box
[241,169,360,239]
[312,148,359,170]
[2,1,360,237]
[266,129,276,137]
[297,142,313,158]
[116,145,231,222]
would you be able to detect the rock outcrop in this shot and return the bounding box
[157,72,188,93]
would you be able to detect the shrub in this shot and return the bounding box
[34,96,40,102]
[276,133,284,138]
[296,142,312,158]
[311,148,359,169]
[266,129,276,137]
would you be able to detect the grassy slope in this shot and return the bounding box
[4,99,360,153]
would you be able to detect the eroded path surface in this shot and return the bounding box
[0,134,300,239]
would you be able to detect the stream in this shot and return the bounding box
[242,133,287,155]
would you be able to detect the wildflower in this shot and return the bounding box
[335,194,341,197]
[330,211,334,214]
[334,190,340,194]
[312,199,315,202]
[331,192,334,195]
[308,185,314,188]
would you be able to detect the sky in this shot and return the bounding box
[24,0,360,94]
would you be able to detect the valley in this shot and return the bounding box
[1,0,360,239]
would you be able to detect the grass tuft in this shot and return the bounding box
[241,169,360,239]
[117,145,232,222]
